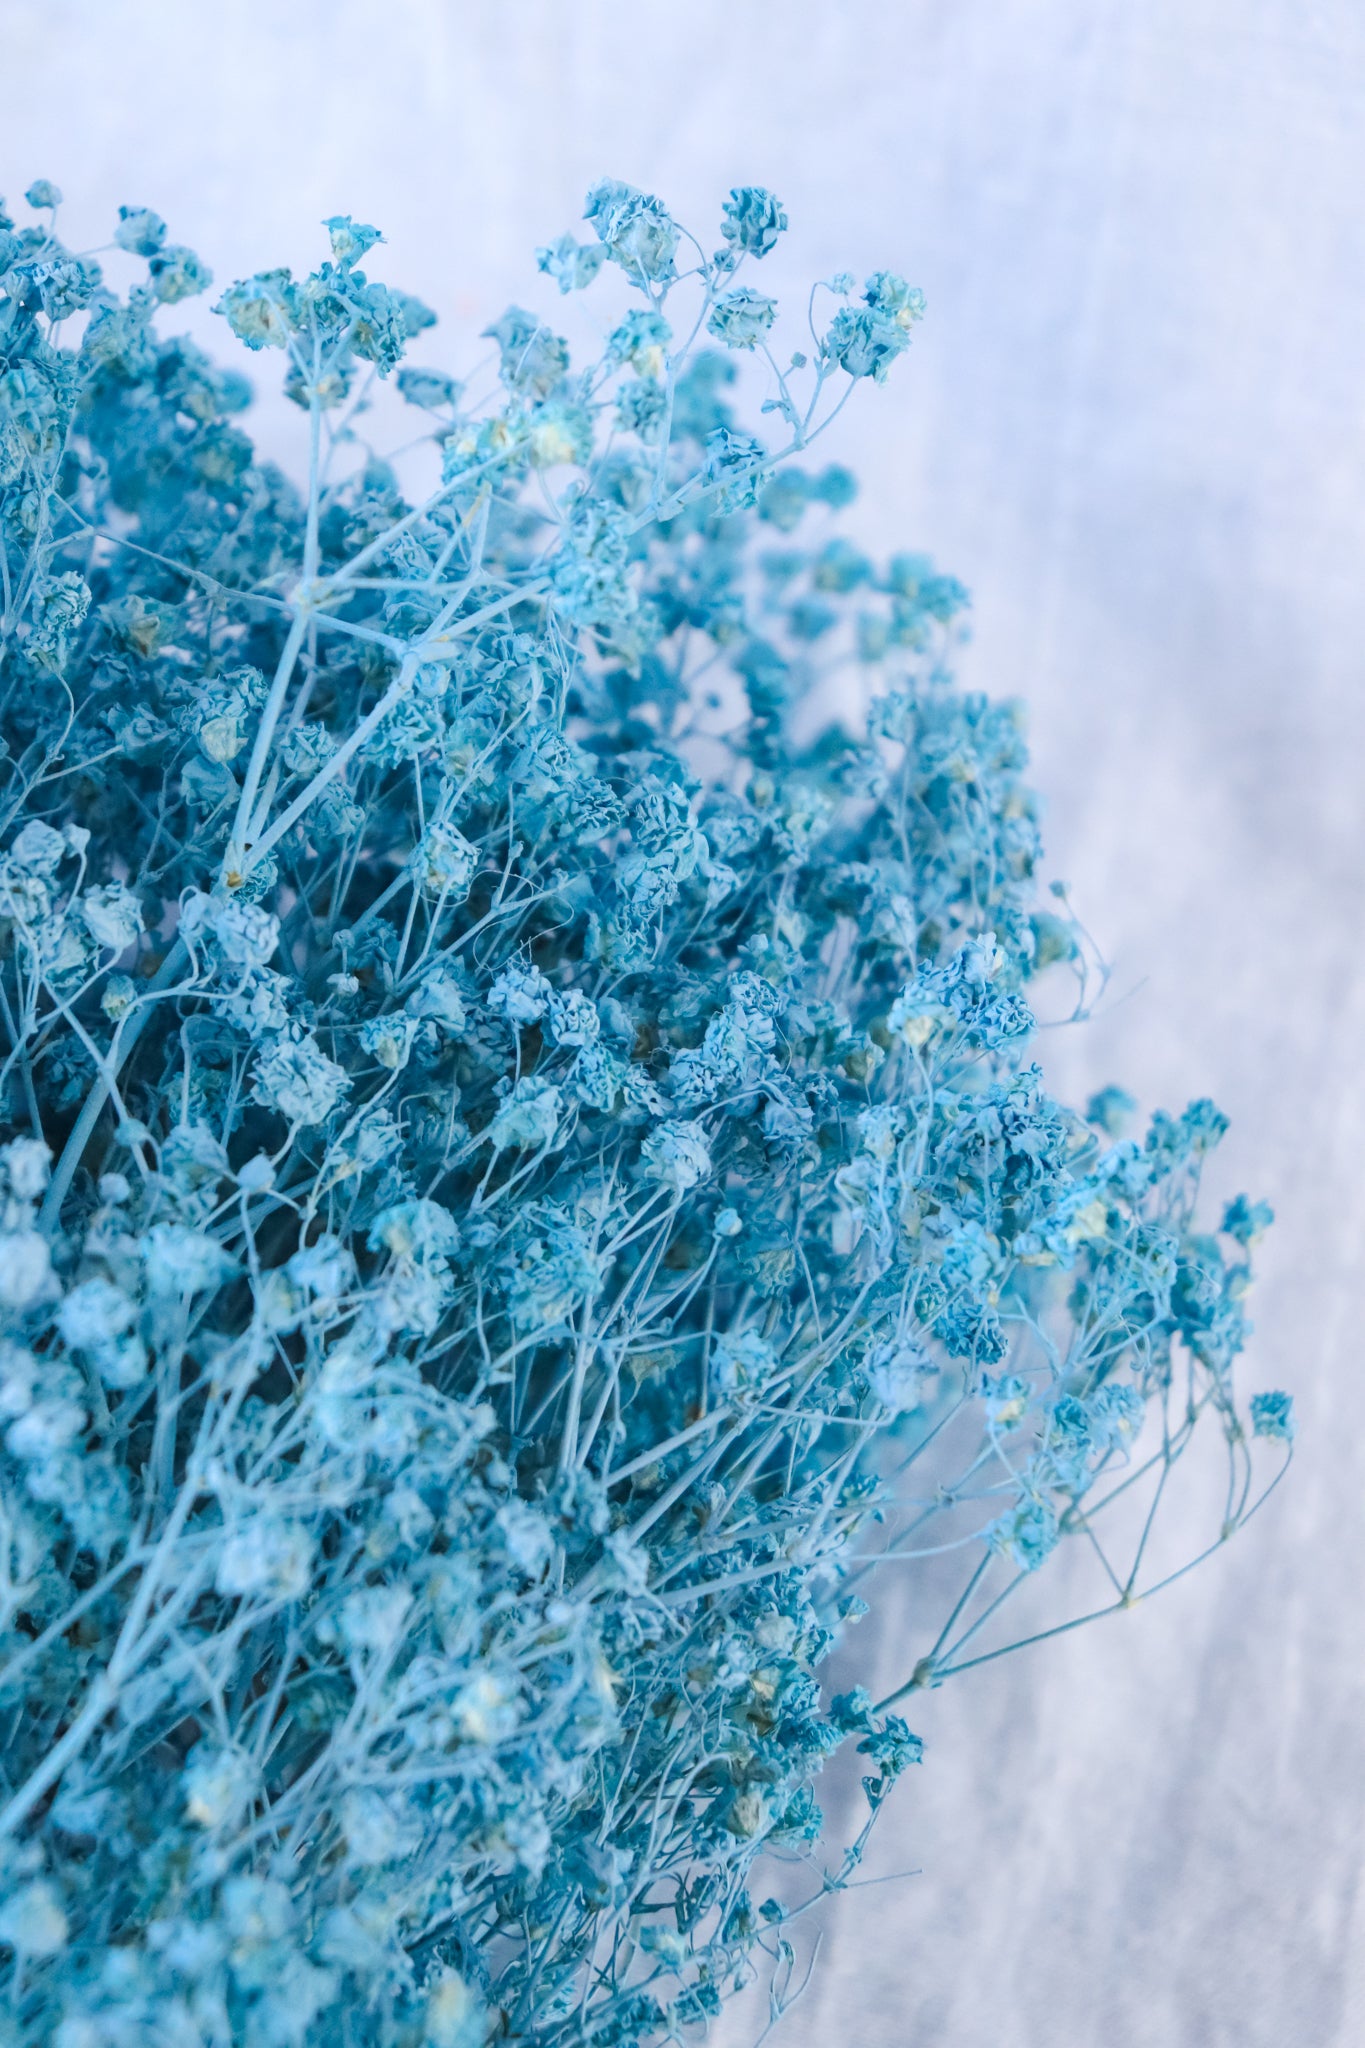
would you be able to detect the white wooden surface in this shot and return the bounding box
[3,4,1363,2040]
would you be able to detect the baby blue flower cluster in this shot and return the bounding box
[0,176,1291,2046]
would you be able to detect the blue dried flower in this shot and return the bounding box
[721,185,788,258]
[1250,1390,1295,1441]
[584,178,679,283]
[0,174,1286,2048]
[536,232,607,293]
[707,286,778,350]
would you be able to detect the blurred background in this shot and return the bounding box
[3,3,1363,2041]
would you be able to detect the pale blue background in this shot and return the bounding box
[3,4,1363,2042]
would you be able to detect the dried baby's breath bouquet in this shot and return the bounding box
[0,175,1291,2046]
